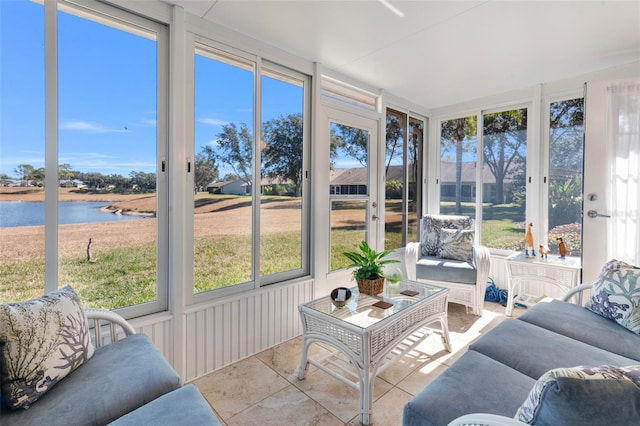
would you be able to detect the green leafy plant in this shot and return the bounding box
[343,241,399,281]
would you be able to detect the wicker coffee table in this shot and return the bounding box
[296,280,450,425]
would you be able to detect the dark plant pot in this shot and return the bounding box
[330,287,352,308]
[357,277,385,296]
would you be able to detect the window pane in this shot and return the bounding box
[407,117,423,244]
[57,9,159,309]
[194,48,254,293]
[440,116,477,219]
[385,109,405,250]
[0,0,45,303]
[384,110,423,248]
[329,122,369,271]
[548,98,584,257]
[260,70,305,277]
[481,108,528,250]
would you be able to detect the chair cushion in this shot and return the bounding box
[420,214,473,256]
[2,333,182,426]
[518,299,640,361]
[108,385,222,425]
[0,286,95,409]
[437,228,474,262]
[416,256,477,284]
[586,259,640,334]
[514,365,640,425]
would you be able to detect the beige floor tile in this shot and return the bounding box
[294,367,393,423]
[369,386,414,426]
[226,385,343,426]
[256,335,334,383]
[192,356,290,420]
[396,360,449,396]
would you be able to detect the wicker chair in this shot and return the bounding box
[405,214,490,315]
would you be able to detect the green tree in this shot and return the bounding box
[214,122,253,186]
[262,113,303,196]
[14,164,35,186]
[129,171,156,193]
[441,117,477,213]
[385,114,403,174]
[58,163,75,182]
[194,147,219,192]
[483,109,527,204]
[32,168,46,186]
[334,124,369,167]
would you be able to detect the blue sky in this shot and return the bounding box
[1,0,304,180]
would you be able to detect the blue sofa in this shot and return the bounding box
[1,309,221,426]
[403,284,640,425]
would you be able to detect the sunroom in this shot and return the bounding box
[1,0,639,424]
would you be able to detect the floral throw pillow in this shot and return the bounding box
[515,365,640,424]
[420,214,474,257]
[587,259,640,334]
[0,286,95,409]
[437,229,474,262]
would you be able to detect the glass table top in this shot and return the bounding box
[302,280,446,330]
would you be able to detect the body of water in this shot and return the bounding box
[0,201,147,228]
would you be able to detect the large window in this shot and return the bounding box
[440,116,477,219]
[439,108,528,250]
[0,1,167,317]
[260,67,306,280]
[0,0,45,303]
[193,45,309,294]
[548,98,584,257]
[481,108,528,250]
[386,109,423,248]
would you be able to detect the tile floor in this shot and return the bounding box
[191,301,526,426]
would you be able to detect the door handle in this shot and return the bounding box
[587,210,611,218]
[372,214,379,221]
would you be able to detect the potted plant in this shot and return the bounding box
[343,240,400,295]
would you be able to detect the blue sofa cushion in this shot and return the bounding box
[515,365,640,425]
[403,350,535,426]
[0,286,95,409]
[108,384,222,425]
[586,259,640,334]
[416,256,476,284]
[469,319,638,379]
[518,299,640,361]
[1,333,181,426]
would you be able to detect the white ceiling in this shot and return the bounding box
[164,0,640,110]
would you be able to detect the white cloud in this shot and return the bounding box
[60,120,126,133]
[198,117,229,127]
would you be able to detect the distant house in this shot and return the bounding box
[207,179,251,195]
[440,161,517,203]
[328,163,519,203]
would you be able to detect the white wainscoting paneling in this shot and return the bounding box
[184,278,314,381]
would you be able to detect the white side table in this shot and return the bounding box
[504,252,581,316]
[296,280,450,425]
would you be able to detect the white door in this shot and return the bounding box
[324,107,381,274]
[583,77,640,281]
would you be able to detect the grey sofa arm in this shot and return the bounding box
[447,413,528,426]
[85,308,136,348]
[561,282,594,306]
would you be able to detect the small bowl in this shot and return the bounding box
[330,287,352,308]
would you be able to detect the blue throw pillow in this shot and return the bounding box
[587,259,640,334]
[515,365,640,425]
